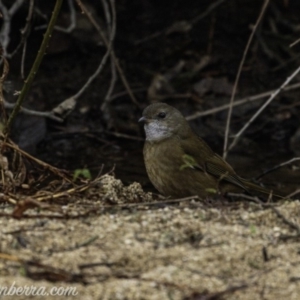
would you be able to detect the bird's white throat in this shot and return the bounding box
[144,122,172,142]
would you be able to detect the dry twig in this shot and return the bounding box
[4,0,63,134]
[228,65,300,152]
[256,157,300,180]
[223,0,270,159]
[186,82,300,120]
[76,0,138,107]
[0,0,26,56]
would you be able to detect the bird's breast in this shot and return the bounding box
[144,139,181,194]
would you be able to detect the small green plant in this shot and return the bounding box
[205,188,218,194]
[19,266,26,277]
[73,168,92,181]
[250,224,257,234]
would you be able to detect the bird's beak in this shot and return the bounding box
[138,116,146,123]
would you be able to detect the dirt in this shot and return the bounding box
[0,175,300,299]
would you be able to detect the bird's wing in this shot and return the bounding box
[205,154,247,190]
[180,135,247,191]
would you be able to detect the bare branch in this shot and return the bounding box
[4,0,64,134]
[135,0,226,45]
[223,0,270,159]
[101,0,118,110]
[255,157,300,180]
[0,3,11,55]
[290,38,300,48]
[8,0,25,15]
[228,65,300,152]
[71,50,111,101]
[0,51,10,123]
[186,82,300,120]
[55,0,76,33]
[0,0,26,56]
[4,101,64,122]
[35,0,76,33]
[76,0,139,106]
[102,54,117,110]
[68,0,114,102]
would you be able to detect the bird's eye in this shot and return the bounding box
[157,112,166,119]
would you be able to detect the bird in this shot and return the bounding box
[139,102,282,199]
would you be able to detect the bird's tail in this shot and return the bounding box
[240,179,284,199]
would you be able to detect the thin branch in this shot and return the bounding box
[76,0,139,106]
[6,0,34,61]
[71,48,111,101]
[21,40,27,79]
[0,0,26,55]
[66,0,114,102]
[286,188,300,199]
[186,82,300,120]
[108,88,146,102]
[256,157,300,180]
[35,0,76,33]
[271,206,300,234]
[108,195,199,208]
[191,0,227,25]
[0,4,10,55]
[4,142,72,183]
[4,0,63,134]
[102,0,112,33]
[0,51,10,123]
[290,38,300,48]
[21,0,34,78]
[3,0,116,124]
[223,0,270,159]
[135,0,226,45]
[101,0,117,110]
[102,53,117,110]
[53,0,76,33]
[228,65,300,152]
[4,101,63,122]
[8,0,25,15]
[226,192,260,202]
[104,130,143,141]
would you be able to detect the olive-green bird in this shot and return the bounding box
[139,103,282,199]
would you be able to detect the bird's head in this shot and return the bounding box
[139,103,190,142]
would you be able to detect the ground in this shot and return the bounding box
[1,175,300,299]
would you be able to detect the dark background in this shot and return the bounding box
[2,0,300,192]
